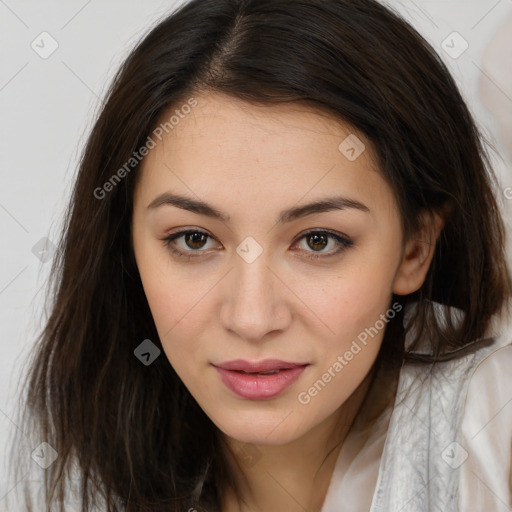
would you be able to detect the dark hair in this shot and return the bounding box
[11,0,511,510]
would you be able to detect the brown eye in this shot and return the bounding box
[182,232,209,250]
[162,229,216,259]
[162,228,353,261]
[305,233,329,252]
[293,230,353,260]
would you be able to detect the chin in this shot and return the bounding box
[211,409,311,446]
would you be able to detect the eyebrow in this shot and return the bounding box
[147,192,370,224]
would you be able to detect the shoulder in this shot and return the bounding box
[463,306,512,421]
[461,335,512,441]
[458,324,512,511]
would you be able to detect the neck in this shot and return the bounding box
[219,367,379,512]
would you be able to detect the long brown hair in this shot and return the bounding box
[10,0,511,510]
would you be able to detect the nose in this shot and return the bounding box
[219,252,292,343]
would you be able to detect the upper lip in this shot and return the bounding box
[214,359,309,372]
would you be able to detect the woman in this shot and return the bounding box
[11,0,512,510]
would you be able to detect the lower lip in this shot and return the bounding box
[214,365,308,400]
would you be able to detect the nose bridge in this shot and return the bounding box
[236,252,274,303]
[220,240,290,340]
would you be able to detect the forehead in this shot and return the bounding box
[135,92,398,222]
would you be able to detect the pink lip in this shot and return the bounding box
[213,359,309,400]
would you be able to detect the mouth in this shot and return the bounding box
[235,369,283,375]
[214,359,308,373]
[212,359,310,400]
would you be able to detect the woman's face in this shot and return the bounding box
[131,92,438,445]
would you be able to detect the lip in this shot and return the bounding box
[213,359,309,400]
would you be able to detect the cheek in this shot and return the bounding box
[296,281,389,421]
[134,233,206,333]
[310,264,395,343]
[141,278,206,361]
[302,260,395,396]
[133,248,207,373]
[142,279,209,390]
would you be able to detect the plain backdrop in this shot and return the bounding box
[1,0,512,509]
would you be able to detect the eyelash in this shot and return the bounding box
[161,229,353,261]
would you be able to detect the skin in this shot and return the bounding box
[131,91,445,511]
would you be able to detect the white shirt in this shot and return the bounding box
[321,300,512,512]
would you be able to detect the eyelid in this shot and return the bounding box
[161,228,353,260]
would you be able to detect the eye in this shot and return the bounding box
[162,229,216,259]
[292,230,353,260]
[161,229,353,260]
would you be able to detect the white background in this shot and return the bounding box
[1,0,512,509]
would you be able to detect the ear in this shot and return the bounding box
[393,209,447,296]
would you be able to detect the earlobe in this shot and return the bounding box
[392,210,446,296]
